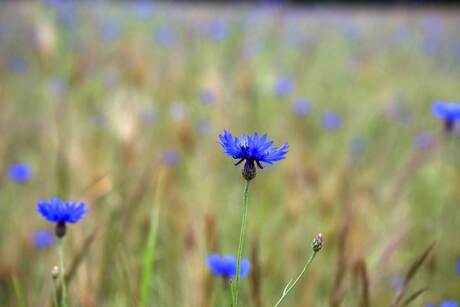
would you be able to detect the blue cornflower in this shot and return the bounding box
[207,20,228,41]
[33,229,55,249]
[456,259,460,276]
[274,77,294,98]
[162,149,180,166]
[99,20,121,42]
[207,253,251,279]
[37,197,87,238]
[413,132,435,151]
[218,130,288,180]
[7,163,32,183]
[154,26,175,48]
[291,98,311,117]
[432,101,460,132]
[440,300,459,307]
[321,111,342,131]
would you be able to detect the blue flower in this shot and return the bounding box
[218,130,288,180]
[207,253,251,278]
[33,229,55,248]
[321,111,342,131]
[162,149,180,166]
[432,101,460,121]
[291,98,311,117]
[37,197,87,224]
[207,20,228,41]
[440,300,459,307]
[274,77,294,98]
[99,20,121,42]
[154,26,175,48]
[413,132,435,151]
[456,259,460,276]
[7,163,32,183]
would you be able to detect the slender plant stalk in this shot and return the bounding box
[52,278,59,307]
[273,251,317,307]
[57,239,67,307]
[232,180,250,307]
[139,168,166,307]
[12,275,26,307]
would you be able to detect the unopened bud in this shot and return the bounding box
[51,266,59,279]
[311,233,323,253]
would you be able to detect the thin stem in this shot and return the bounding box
[52,278,59,307]
[232,180,250,307]
[57,239,67,307]
[139,168,166,307]
[273,251,317,307]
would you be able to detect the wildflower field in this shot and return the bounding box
[1,2,460,307]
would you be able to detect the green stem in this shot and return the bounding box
[52,278,59,307]
[139,169,165,307]
[57,239,67,307]
[232,180,250,307]
[273,251,317,307]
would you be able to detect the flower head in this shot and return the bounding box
[7,163,32,183]
[413,132,435,151]
[311,233,324,252]
[218,130,288,180]
[432,101,460,132]
[37,197,87,224]
[291,98,311,117]
[440,300,459,307]
[207,253,251,279]
[32,229,55,248]
[321,111,342,131]
[274,77,294,98]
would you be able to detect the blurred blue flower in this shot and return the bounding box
[440,300,459,307]
[131,1,155,20]
[37,197,87,224]
[291,98,311,117]
[207,253,251,278]
[7,163,32,183]
[162,149,180,166]
[274,77,294,98]
[432,101,460,122]
[207,20,228,41]
[321,111,342,131]
[456,259,460,276]
[33,229,55,248]
[199,90,215,106]
[155,26,175,48]
[413,132,435,151]
[8,55,28,75]
[99,20,121,42]
[219,130,288,179]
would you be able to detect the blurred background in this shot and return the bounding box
[1,1,460,306]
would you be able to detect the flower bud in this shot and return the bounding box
[51,266,60,279]
[311,233,323,253]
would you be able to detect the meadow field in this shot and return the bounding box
[1,1,460,306]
